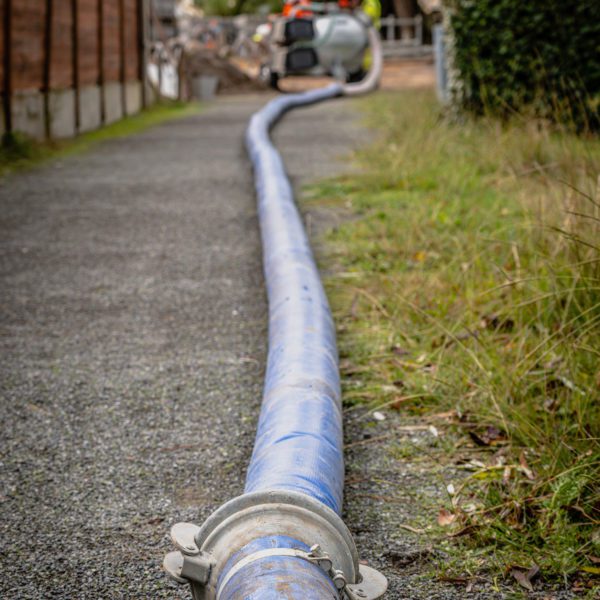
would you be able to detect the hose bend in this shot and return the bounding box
[342,25,383,96]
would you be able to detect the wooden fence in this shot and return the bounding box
[1,0,151,140]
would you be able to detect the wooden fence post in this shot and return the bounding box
[2,0,12,136]
[118,0,126,116]
[137,0,148,108]
[98,0,105,124]
[43,0,53,139]
[71,0,80,132]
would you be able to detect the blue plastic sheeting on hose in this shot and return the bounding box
[217,536,338,599]
[219,547,338,599]
[244,83,345,515]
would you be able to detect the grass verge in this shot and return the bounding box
[305,90,599,594]
[0,100,201,178]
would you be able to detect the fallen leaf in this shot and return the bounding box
[390,345,410,356]
[437,508,456,527]
[519,452,535,480]
[438,575,469,585]
[581,566,600,575]
[390,396,416,409]
[428,410,457,421]
[510,565,540,592]
[511,569,533,591]
[468,426,507,447]
[527,565,540,581]
[571,580,590,592]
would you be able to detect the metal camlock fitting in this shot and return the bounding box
[163,491,387,600]
[166,536,386,600]
[164,522,215,586]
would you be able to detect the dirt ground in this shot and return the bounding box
[230,57,436,93]
[379,58,436,91]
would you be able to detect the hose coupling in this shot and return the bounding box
[163,490,387,599]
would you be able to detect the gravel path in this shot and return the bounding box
[0,95,573,599]
[0,96,271,598]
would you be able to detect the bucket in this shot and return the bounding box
[192,75,219,100]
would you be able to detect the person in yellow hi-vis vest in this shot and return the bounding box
[358,0,381,73]
[361,0,381,28]
[337,0,381,25]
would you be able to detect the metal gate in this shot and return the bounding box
[380,15,432,58]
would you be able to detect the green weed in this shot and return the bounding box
[0,100,200,178]
[306,90,600,591]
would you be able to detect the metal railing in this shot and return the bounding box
[380,14,432,58]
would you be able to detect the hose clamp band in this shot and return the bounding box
[214,543,386,600]
[215,546,333,598]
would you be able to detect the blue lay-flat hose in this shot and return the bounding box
[242,22,384,511]
[214,84,346,600]
[163,22,385,600]
[244,83,345,514]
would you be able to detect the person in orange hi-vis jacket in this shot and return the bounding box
[282,0,314,18]
[282,0,381,24]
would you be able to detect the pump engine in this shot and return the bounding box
[262,2,374,89]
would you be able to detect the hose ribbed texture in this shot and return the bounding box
[215,85,345,600]
[217,55,381,597]
[217,537,338,599]
[243,83,345,515]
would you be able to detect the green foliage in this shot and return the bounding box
[0,101,200,178]
[195,0,281,16]
[448,0,600,131]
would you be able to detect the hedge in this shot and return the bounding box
[447,0,600,131]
